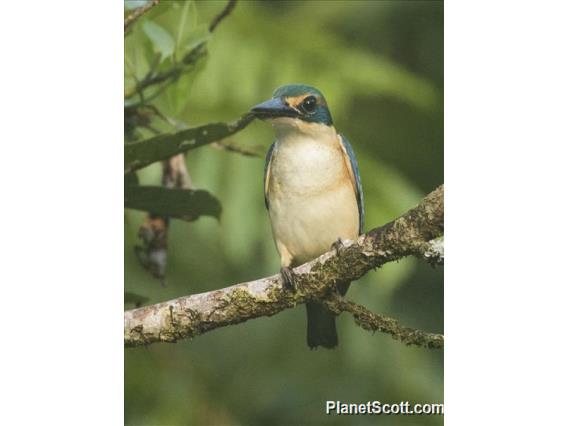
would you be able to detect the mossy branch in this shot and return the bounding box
[124,114,255,174]
[324,296,443,349]
[124,185,444,349]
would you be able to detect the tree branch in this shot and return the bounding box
[324,296,443,349]
[124,0,159,34]
[125,185,444,348]
[124,114,255,174]
[124,42,207,100]
[125,0,237,99]
[209,0,238,33]
[211,139,265,158]
[421,237,444,266]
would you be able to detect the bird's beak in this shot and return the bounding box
[250,98,300,120]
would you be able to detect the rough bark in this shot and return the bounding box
[125,185,444,349]
[324,297,444,349]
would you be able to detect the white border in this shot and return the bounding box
[446,1,568,424]
[0,1,123,424]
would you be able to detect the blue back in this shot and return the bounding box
[339,134,365,234]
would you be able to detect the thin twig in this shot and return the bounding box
[209,0,238,32]
[212,140,265,158]
[324,297,443,349]
[124,43,207,100]
[125,0,236,99]
[124,0,160,33]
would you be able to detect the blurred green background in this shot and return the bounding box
[124,1,443,425]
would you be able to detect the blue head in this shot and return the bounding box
[251,84,333,126]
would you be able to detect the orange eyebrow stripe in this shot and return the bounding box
[284,95,309,108]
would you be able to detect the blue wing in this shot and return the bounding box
[339,134,365,234]
[263,142,276,210]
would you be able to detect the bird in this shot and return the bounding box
[250,84,364,349]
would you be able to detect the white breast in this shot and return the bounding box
[267,126,359,266]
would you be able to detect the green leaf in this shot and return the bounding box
[174,1,192,59]
[124,114,254,173]
[124,171,139,187]
[161,54,208,116]
[142,21,175,61]
[184,24,210,52]
[125,185,222,220]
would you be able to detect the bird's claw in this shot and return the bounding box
[280,266,296,292]
[331,237,346,256]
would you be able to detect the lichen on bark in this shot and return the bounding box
[125,185,444,349]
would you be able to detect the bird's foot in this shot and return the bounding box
[331,237,346,256]
[280,266,296,292]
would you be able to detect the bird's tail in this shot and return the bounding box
[306,302,338,349]
[306,281,350,349]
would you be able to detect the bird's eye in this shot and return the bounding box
[301,96,317,114]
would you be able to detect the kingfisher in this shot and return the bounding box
[250,84,364,349]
